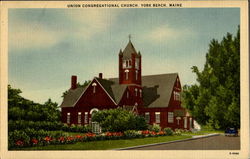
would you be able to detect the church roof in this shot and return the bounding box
[121,41,140,59]
[95,78,128,103]
[141,73,178,108]
[60,73,178,108]
[60,87,86,107]
[109,73,178,108]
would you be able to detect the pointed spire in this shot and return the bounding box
[138,51,141,57]
[128,34,132,42]
[119,49,123,55]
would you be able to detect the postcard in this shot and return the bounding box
[0,1,249,159]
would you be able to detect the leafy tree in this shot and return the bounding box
[8,85,62,130]
[62,80,91,97]
[92,108,148,132]
[182,27,240,129]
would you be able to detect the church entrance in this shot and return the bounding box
[90,108,101,134]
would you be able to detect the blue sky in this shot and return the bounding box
[8,8,240,104]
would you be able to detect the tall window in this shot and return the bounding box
[125,70,129,80]
[123,61,126,68]
[127,91,129,98]
[135,88,138,96]
[155,112,160,123]
[128,60,132,66]
[135,58,139,69]
[168,112,174,123]
[84,112,88,124]
[67,113,70,124]
[174,91,180,101]
[176,92,180,101]
[145,112,150,123]
[176,117,181,125]
[92,83,97,93]
[139,89,142,98]
[189,118,192,128]
[78,112,81,124]
[135,70,138,80]
[184,117,187,128]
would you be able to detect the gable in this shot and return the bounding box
[74,78,117,107]
[60,78,129,107]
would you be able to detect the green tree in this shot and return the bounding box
[8,85,62,130]
[182,27,240,129]
[62,80,91,97]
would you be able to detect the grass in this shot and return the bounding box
[16,135,191,150]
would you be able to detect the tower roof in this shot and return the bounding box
[122,41,140,59]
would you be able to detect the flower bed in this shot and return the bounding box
[9,129,176,149]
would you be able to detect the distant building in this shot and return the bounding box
[60,40,193,130]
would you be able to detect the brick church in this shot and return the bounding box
[60,40,193,130]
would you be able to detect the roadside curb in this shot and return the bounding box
[113,133,221,150]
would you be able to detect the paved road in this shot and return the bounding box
[127,135,240,150]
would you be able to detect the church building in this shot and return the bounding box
[60,40,193,130]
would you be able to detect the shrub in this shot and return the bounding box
[92,108,148,132]
[84,125,92,133]
[124,130,141,138]
[151,124,161,133]
[134,115,148,130]
[174,129,184,135]
[70,124,77,132]
[8,130,30,148]
[163,127,173,136]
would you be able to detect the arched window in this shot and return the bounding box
[123,60,126,68]
[84,112,88,124]
[67,113,70,124]
[135,88,138,96]
[125,69,129,80]
[135,70,138,80]
[139,89,142,97]
[127,91,129,98]
[92,83,97,93]
[78,112,82,124]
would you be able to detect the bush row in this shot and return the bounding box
[8,120,63,131]
[9,120,94,133]
[9,128,175,149]
[61,124,92,133]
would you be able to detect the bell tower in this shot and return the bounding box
[119,38,142,85]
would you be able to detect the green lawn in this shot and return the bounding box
[16,135,191,150]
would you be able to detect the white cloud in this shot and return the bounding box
[9,9,122,51]
[65,9,121,40]
[9,20,64,51]
[145,25,194,43]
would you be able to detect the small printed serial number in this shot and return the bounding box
[229,152,239,155]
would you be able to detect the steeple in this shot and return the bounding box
[122,40,140,59]
[118,39,142,85]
